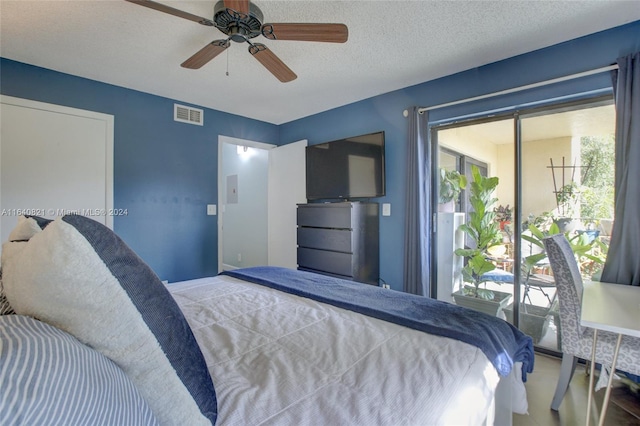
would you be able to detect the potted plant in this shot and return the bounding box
[502,220,561,343]
[554,182,580,232]
[503,299,556,344]
[453,166,511,316]
[438,168,467,212]
[494,204,512,231]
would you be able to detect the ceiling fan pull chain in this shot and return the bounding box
[226,48,229,76]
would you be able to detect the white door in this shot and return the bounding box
[0,96,113,245]
[268,140,307,268]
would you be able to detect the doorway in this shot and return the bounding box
[218,137,272,271]
[217,136,307,272]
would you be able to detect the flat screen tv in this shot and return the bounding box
[306,131,385,200]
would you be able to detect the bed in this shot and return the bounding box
[0,215,533,425]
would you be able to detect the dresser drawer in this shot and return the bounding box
[297,227,353,252]
[297,204,353,228]
[297,247,354,278]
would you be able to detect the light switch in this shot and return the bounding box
[207,204,217,215]
[382,203,391,216]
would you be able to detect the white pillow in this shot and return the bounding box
[2,215,217,425]
[7,215,44,242]
[1,215,49,316]
[0,279,13,315]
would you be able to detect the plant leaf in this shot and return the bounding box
[524,252,547,266]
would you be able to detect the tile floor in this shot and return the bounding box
[514,354,640,426]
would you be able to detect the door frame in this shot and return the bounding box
[217,136,307,272]
[217,135,275,272]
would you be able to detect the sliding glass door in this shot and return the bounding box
[433,117,516,306]
[432,96,615,353]
[519,99,615,352]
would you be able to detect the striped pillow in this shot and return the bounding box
[0,315,158,426]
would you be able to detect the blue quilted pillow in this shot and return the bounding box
[0,315,158,425]
[1,215,217,425]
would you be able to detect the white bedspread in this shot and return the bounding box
[168,275,504,425]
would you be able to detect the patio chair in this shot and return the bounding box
[542,234,640,411]
[522,270,556,306]
[480,256,556,308]
[521,231,556,306]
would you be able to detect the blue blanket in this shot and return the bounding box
[221,267,534,381]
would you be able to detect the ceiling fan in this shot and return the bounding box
[125,0,348,82]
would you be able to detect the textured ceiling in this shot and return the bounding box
[1,1,639,124]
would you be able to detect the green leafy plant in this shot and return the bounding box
[522,219,606,280]
[454,166,503,299]
[522,221,561,276]
[438,168,468,204]
[580,135,614,220]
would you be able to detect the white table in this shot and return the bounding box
[580,281,640,426]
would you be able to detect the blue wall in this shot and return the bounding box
[2,21,639,288]
[0,59,279,282]
[280,20,640,290]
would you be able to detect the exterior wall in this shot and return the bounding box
[522,136,573,219]
[438,128,500,176]
[496,143,515,209]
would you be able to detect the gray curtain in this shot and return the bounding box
[403,107,432,296]
[601,52,640,286]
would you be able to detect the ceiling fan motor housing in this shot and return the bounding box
[213,0,264,43]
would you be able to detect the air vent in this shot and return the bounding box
[174,104,203,126]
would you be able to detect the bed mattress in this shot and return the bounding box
[168,275,506,425]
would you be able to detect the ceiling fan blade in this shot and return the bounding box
[223,0,250,16]
[181,40,230,69]
[262,23,348,43]
[125,0,215,26]
[248,44,297,83]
